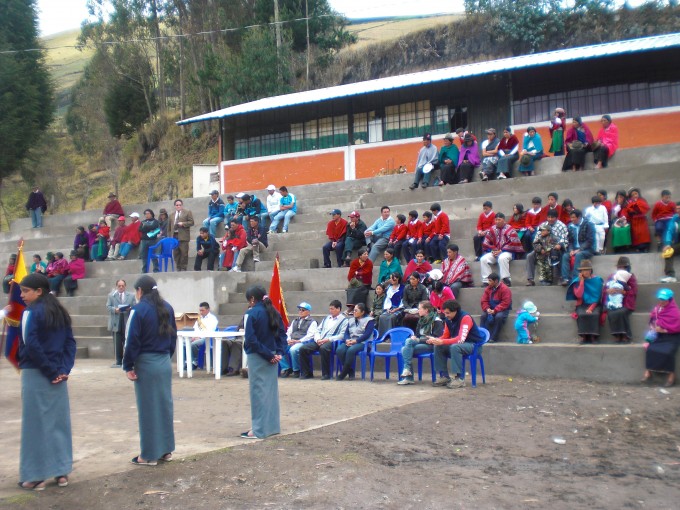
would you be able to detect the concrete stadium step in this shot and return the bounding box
[71,314,109,327]
[484,343,650,383]
[75,346,89,359]
[74,336,113,359]
[72,325,109,336]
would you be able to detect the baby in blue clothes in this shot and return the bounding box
[605,269,632,310]
[515,301,540,344]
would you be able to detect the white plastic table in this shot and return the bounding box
[176,330,245,379]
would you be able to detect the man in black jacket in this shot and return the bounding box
[26,186,47,228]
[342,211,367,266]
[232,216,268,272]
[560,209,596,285]
[194,227,220,271]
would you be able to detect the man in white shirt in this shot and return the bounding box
[279,302,318,378]
[584,195,609,254]
[298,300,348,379]
[265,184,282,228]
[190,301,219,369]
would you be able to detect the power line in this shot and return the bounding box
[0,14,336,56]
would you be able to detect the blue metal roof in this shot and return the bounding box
[177,32,680,125]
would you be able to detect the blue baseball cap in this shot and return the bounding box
[657,288,674,300]
[297,302,312,311]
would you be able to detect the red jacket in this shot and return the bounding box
[422,221,435,240]
[481,282,512,313]
[407,219,423,240]
[103,199,125,217]
[432,212,450,236]
[67,258,86,280]
[389,223,408,242]
[538,205,561,224]
[326,219,348,242]
[121,220,142,245]
[525,208,542,229]
[477,211,495,232]
[222,225,248,251]
[652,200,676,222]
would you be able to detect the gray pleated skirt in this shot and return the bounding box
[134,352,175,461]
[20,369,73,482]
[247,353,280,438]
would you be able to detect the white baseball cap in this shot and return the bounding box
[266,184,276,191]
[129,212,140,218]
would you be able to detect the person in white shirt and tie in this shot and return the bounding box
[106,279,136,367]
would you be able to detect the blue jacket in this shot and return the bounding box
[245,196,267,217]
[19,300,76,381]
[443,310,483,344]
[664,214,679,246]
[123,296,177,371]
[244,301,287,361]
[207,198,225,219]
[247,224,268,248]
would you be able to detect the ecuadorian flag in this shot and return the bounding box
[3,243,27,369]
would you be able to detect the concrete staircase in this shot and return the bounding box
[4,144,679,382]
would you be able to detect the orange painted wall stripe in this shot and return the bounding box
[222,151,345,193]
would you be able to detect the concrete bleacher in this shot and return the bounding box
[5,144,679,383]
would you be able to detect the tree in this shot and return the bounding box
[0,0,54,179]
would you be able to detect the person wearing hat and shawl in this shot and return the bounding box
[518,127,544,175]
[403,250,432,283]
[346,247,373,314]
[456,133,480,184]
[124,275,176,465]
[562,116,594,171]
[101,192,125,228]
[202,190,225,237]
[496,127,520,179]
[342,211,367,265]
[242,286,288,438]
[441,244,473,298]
[592,114,619,169]
[515,301,539,344]
[602,256,638,343]
[548,107,567,156]
[642,288,680,387]
[278,302,318,378]
[409,133,439,190]
[322,209,348,268]
[622,188,651,252]
[566,259,604,344]
[479,128,500,181]
[17,273,76,491]
[438,133,460,185]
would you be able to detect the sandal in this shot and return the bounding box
[240,431,258,439]
[159,453,173,462]
[131,456,158,466]
[18,481,45,491]
[55,476,68,487]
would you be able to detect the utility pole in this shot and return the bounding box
[305,0,310,88]
[274,0,282,81]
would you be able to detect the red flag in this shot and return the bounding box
[268,254,289,329]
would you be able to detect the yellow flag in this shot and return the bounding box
[12,243,28,285]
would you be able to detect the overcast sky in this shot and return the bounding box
[36,0,463,36]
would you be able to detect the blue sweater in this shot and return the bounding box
[19,301,76,381]
[207,198,225,219]
[244,302,287,361]
[123,297,177,371]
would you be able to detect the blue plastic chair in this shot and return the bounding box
[147,237,179,272]
[460,327,490,388]
[415,349,436,382]
[303,341,335,378]
[370,327,413,381]
[334,329,378,380]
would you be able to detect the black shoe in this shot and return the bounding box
[320,375,331,380]
[526,279,535,286]
[291,371,300,378]
[502,278,512,287]
[409,183,417,190]
[300,373,313,379]
[323,264,331,269]
[280,368,292,378]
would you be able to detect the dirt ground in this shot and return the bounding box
[2,360,680,509]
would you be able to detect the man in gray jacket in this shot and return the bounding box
[106,279,136,367]
[409,133,439,190]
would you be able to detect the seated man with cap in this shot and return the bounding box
[202,190,225,237]
[409,133,439,190]
[323,209,348,268]
[265,184,282,227]
[101,192,125,228]
[278,302,318,378]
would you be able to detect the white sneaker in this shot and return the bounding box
[400,368,412,378]
[253,257,260,263]
[660,276,677,283]
[498,173,507,179]
[397,378,414,385]
[231,266,241,272]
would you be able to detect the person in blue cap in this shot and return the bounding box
[642,288,680,387]
[278,302,318,378]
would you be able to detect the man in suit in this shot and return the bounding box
[106,279,136,367]
[169,198,195,271]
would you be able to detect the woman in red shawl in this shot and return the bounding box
[642,289,680,387]
[622,188,651,252]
